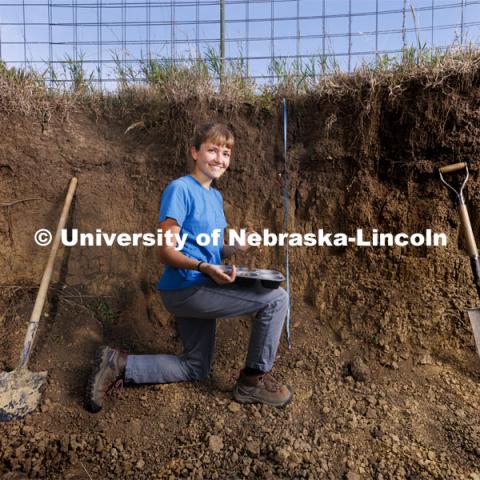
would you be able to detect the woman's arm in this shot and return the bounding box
[158,218,202,270]
[158,218,236,285]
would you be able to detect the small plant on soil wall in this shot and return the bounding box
[90,300,118,330]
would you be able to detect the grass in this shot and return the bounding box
[0,43,479,124]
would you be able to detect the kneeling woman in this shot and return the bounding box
[85,122,292,413]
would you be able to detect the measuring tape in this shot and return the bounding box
[283,98,291,348]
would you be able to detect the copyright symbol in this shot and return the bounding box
[35,229,52,246]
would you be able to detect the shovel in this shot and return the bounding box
[439,162,480,356]
[0,177,78,422]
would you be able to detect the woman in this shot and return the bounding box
[85,122,292,413]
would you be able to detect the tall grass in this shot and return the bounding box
[0,42,479,122]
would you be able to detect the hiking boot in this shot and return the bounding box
[233,370,293,407]
[85,346,128,413]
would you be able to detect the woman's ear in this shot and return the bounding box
[190,146,198,161]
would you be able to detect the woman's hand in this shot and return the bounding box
[201,264,237,285]
[221,230,263,259]
[234,230,261,253]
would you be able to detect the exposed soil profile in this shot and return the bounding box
[1,60,480,478]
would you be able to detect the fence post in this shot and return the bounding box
[220,0,225,84]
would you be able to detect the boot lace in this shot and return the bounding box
[107,377,124,397]
[261,373,283,393]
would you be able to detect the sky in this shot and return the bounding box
[0,0,479,84]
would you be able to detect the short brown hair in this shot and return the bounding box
[192,123,234,151]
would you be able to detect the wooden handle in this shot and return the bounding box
[19,177,78,369]
[439,162,467,174]
[458,203,478,257]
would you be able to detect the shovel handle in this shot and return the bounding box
[439,163,480,303]
[458,204,478,257]
[458,204,480,301]
[18,177,78,370]
[439,162,467,174]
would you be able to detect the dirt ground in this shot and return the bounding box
[1,290,480,480]
[2,64,480,478]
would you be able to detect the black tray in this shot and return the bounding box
[215,265,285,289]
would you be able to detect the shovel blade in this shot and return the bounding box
[0,369,47,422]
[467,307,480,357]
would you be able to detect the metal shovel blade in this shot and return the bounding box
[467,307,480,357]
[0,368,47,422]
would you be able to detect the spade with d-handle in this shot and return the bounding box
[0,177,77,422]
[439,162,480,356]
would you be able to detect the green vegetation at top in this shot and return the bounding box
[0,45,479,121]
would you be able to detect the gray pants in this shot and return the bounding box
[124,283,288,384]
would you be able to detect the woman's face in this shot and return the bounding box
[191,142,231,181]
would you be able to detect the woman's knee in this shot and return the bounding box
[272,287,289,310]
[184,356,212,381]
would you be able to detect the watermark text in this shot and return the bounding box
[33,228,448,249]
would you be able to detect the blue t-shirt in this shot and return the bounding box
[156,175,227,290]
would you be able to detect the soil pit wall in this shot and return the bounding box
[1,69,480,365]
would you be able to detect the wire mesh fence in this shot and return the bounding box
[0,0,479,87]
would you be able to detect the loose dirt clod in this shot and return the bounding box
[347,357,371,383]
